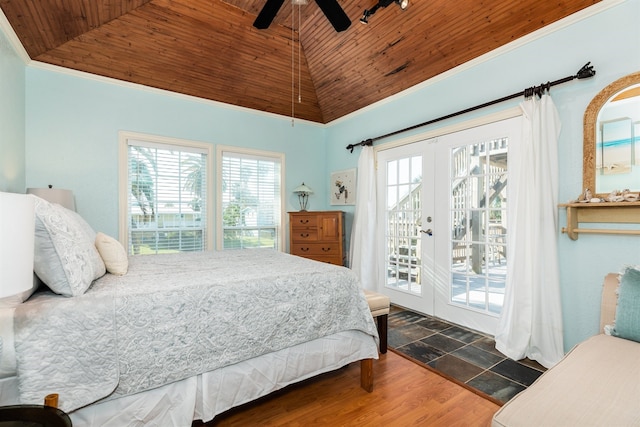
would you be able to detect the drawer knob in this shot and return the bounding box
[321,247,331,252]
[301,247,309,252]
[300,219,309,224]
[300,233,309,238]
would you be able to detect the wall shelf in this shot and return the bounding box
[559,201,640,240]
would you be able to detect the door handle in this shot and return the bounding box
[420,229,433,236]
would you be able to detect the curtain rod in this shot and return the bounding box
[346,62,596,152]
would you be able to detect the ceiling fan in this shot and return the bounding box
[253,0,351,32]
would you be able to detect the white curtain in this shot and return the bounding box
[495,93,564,368]
[349,146,378,290]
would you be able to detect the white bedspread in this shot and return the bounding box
[14,249,378,412]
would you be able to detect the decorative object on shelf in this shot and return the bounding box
[621,189,639,202]
[293,182,313,211]
[27,185,76,211]
[574,188,639,204]
[330,168,356,205]
[579,188,593,202]
[606,190,624,202]
[0,192,35,299]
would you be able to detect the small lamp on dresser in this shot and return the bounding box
[293,182,313,211]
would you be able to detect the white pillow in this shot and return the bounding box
[95,232,128,276]
[32,196,106,296]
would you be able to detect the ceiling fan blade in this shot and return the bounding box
[315,0,351,32]
[253,0,286,29]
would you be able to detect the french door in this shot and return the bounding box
[377,116,520,335]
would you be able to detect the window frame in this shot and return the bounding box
[118,131,214,252]
[216,145,285,251]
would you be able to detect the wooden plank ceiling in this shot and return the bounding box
[0,0,600,124]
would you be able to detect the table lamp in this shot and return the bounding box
[293,182,313,211]
[26,185,75,211]
[0,192,35,299]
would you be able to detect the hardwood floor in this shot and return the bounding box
[205,351,499,426]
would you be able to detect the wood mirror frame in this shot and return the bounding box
[583,71,640,198]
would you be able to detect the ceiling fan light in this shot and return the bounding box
[397,0,409,10]
[360,5,379,24]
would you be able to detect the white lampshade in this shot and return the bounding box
[0,192,35,298]
[27,185,76,211]
[293,183,313,194]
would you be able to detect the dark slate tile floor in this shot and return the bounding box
[388,305,546,404]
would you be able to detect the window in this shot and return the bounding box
[119,132,213,254]
[217,146,284,250]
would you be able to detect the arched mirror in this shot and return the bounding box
[584,71,640,198]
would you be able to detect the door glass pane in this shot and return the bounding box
[385,156,422,295]
[449,137,507,314]
[470,143,485,175]
[387,161,398,185]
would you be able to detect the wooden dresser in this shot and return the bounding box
[288,211,345,266]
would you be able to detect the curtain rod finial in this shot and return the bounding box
[346,139,374,152]
[576,62,596,79]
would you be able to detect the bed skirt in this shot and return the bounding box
[3,330,375,426]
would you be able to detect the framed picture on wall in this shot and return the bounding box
[330,168,356,205]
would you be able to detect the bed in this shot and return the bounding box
[0,194,379,426]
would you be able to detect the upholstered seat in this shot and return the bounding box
[363,290,390,353]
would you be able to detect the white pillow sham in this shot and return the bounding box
[32,196,106,297]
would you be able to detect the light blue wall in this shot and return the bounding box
[24,69,326,240]
[325,0,640,351]
[0,22,25,192]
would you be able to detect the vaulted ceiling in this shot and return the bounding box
[1,0,600,123]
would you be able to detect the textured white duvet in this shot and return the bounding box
[14,249,378,412]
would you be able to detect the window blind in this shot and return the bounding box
[221,150,282,250]
[127,142,207,254]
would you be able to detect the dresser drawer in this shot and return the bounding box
[311,255,344,266]
[292,251,343,266]
[290,229,318,242]
[291,242,341,257]
[290,215,317,228]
